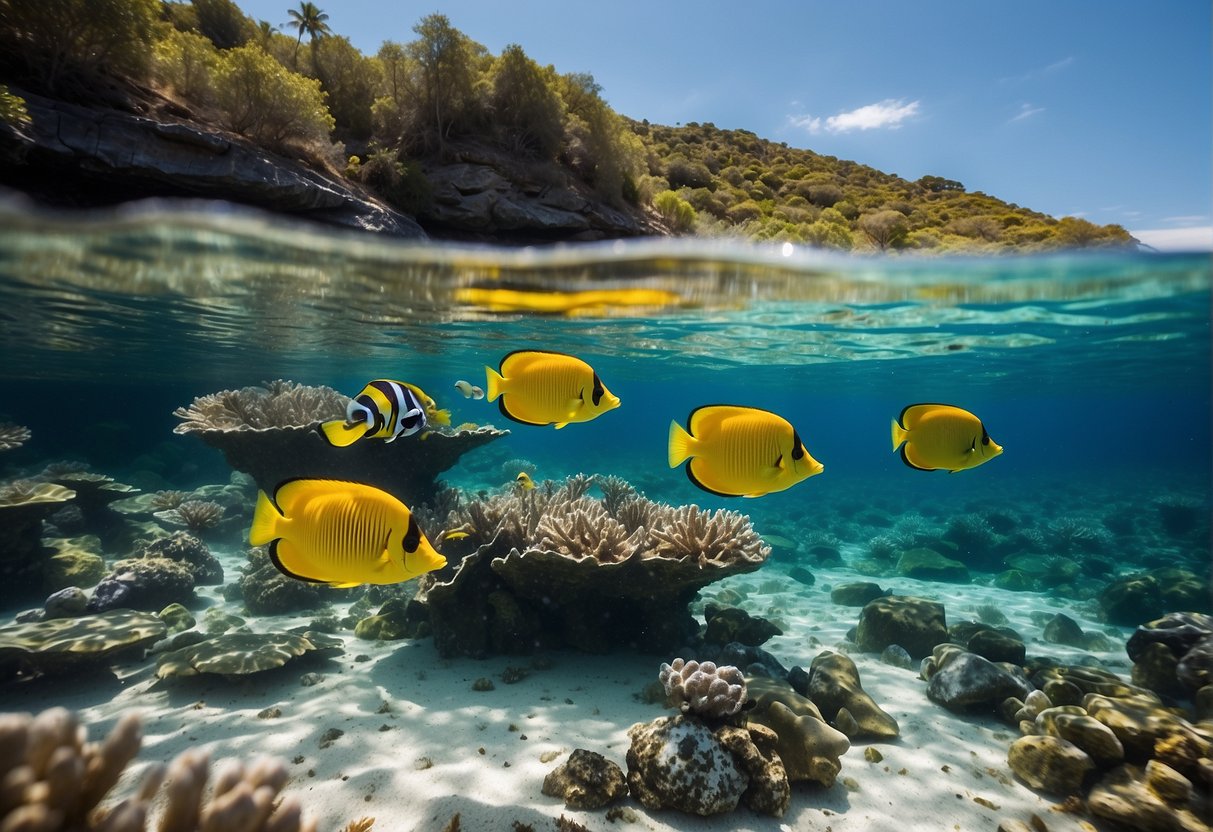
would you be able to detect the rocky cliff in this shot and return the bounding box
[0,89,661,242]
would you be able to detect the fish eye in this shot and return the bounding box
[403,516,421,553]
[981,427,990,446]
[591,374,604,407]
[791,431,805,460]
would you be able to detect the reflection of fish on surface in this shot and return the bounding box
[248,478,446,587]
[891,403,1003,473]
[455,286,681,315]
[454,379,485,400]
[669,404,823,498]
[484,350,620,429]
[319,379,429,447]
[515,471,536,490]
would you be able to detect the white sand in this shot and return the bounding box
[0,549,1129,832]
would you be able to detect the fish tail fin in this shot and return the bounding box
[432,408,452,427]
[319,419,368,448]
[249,490,283,545]
[668,420,695,468]
[485,366,505,402]
[891,419,908,451]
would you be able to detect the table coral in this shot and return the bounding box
[173,380,507,506]
[0,609,166,681]
[155,630,341,678]
[420,477,771,656]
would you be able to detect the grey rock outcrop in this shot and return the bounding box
[1,89,426,237]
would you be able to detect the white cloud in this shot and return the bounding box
[1010,102,1045,122]
[1131,227,1213,251]
[791,99,921,135]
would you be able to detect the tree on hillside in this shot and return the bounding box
[406,14,480,156]
[191,0,253,49]
[858,209,909,250]
[286,2,329,65]
[489,44,564,158]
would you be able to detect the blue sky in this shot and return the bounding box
[238,1,1212,248]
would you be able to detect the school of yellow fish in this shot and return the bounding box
[251,348,1003,587]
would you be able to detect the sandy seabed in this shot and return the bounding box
[0,547,1126,832]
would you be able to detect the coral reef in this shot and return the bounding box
[625,715,748,815]
[0,707,316,831]
[133,531,224,585]
[418,477,771,656]
[173,380,507,505]
[0,480,77,606]
[86,557,196,613]
[155,630,342,678]
[239,546,339,614]
[0,610,166,681]
[658,658,747,719]
[0,422,30,451]
[154,499,225,532]
[541,749,627,810]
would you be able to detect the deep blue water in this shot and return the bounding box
[0,201,1209,573]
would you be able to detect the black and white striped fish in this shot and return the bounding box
[319,379,428,447]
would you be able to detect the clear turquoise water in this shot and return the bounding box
[0,200,1209,571]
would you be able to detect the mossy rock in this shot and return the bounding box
[43,537,106,591]
[157,603,196,635]
[993,569,1033,591]
[896,548,969,583]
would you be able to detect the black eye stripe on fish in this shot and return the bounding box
[403,514,421,553]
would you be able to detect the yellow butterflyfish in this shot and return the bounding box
[891,403,1003,473]
[484,350,620,429]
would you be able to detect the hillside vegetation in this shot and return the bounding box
[0,0,1135,251]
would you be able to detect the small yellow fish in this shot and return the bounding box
[248,478,446,587]
[515,471,536,490]
[485,350,620,429]
[891,403,1003,473]
[454,379,485,400]
[400,382,451,427]
[669,405,823,498]
[440,530,470,542]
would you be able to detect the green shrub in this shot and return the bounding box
[489,44,565,159]
[212,43,334,150]
[653,190,696,232]
[0,0,160,92]
[0,85,30,127]
[153,27,219,104]
[358,146,431,213]
[726,199,764,224]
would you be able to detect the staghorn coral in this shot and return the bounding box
[595,475,638,515]
[615,496,658,534]
[0,707,316,832]
[659,658,747,719]
[150,490,189,511]
[647,505,771,566]
[535,496,645,563]
[0,422,30,451]
[173,379,347,432]
[154,500,225,531]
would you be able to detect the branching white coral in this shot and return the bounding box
[646,505,771,566]
[658,658,748,718]
[173,380,346,433]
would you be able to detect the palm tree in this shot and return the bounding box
[286,2,330,64]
